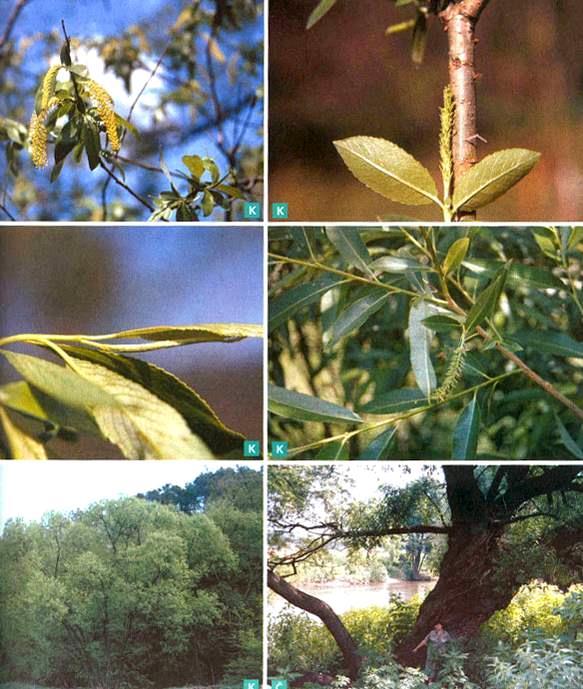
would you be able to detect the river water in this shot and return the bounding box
[269,579,436,616]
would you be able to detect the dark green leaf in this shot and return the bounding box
[326,227,373,275]
[315,439,349,459]
[463,258,563,290]
[269,275,345,331]
[554,413,583,459]
[465,264,509,333]
[361,389,426,414]
[328,290,389,347]
[359,427,396,459]
[452,395,481,460]
[269,384,363,424]
[511,330,583,358]
[421,314,464,332]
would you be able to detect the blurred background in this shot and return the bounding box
[0,226,263,458]
[269,0,583,221]
[0,0,263,221]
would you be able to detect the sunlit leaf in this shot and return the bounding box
[307,0,338,29]
[465,264,509,333]
[463,258,563,290]
[369,256,428,273]
[452,149,541,212]
[334,136,439,206]
[443,237,470,275]
[0,407,47,459]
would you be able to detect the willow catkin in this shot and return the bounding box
[86,79,120,152]
[29,111,49,168]
[40,65,60,111]
[433,341,466,403]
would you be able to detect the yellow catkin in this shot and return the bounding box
[29,111,48,168]
[86,79,120,152]
[433,342,466,403]
[40,65,60,111]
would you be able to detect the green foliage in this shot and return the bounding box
[269,599,421,675]
[0,323,262,459]
[0,495,262,688]
[268,226,583,459]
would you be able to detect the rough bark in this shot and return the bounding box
[267,570,362,680]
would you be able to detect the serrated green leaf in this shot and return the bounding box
[443,237,470,275]
[409,300,437,397]
[452,149,541,212]
[62,346,244,456]
[452,395,480,460]
[361,389,426,414]
[70,358,214,460]
[328,290,389,347]
[0,408,47,459]
[554,413,583,459]
[269,275,346,332]
[465,265,509,333]
[511,330,583,358]
[307,0,338,29]
[315,439,349,459]
[463,258,563,290]
[326,227,374,275]
[269,384,362,425]
[334,136,439,206]
[369,256,428,273]
[359,427,396,459]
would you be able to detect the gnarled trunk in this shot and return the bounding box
[268,570,362,680]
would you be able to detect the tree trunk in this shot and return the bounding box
[395,522,517,667]
[268,570,362,680]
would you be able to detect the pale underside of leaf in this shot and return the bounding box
[408,300,437,397]
[452,396,481,460]
[334,136,438,206]
[328,291,389,347]
[72,359,214,460]
[452,148,541,212]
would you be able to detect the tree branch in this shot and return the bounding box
[0,0,28,55]
[98,160,155,213]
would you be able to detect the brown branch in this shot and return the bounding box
[0,0,28,54]
[98,160,155,212]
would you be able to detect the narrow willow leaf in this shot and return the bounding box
[369,256,428,273]
[70,358,214,460]
[452,395,480,460]
[0,408,47,459]
[554,413,583,459]
[1,351,116,409]
[452,149,541,212]
[409,300,437,397]
[361,389,426,414]
[511,330,583,358]
[269,384,362,425]
[442,237,470,275]
[328,291,389,347]
[105,323,263,348]
[411,10,427,65]
[315,439,349,459]
[568,227,583,250]
[385,19,415,35]
[421,314,464,332]
[307,0,338,29]
[63,346,243,456]
[359,427,396,459]
[270,276,345,332]
[465,265,509,333]
[334,136,438,206]
[326,227,374,276]
[463,258,563,290]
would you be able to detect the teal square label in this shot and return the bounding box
[243,681,260,689]
[271,202,288,219]
[243,202,261,219]
[271,441,288,458]
[243,440,261,458]
[272,681,288,689]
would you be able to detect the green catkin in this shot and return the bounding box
[439,85,455,203]
[86,79,121,152]
[433,340,466,403]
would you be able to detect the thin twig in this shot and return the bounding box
[98,160,155,212]
[127,42,170,125]
[0,202,16,221]
[0,0,28,54]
